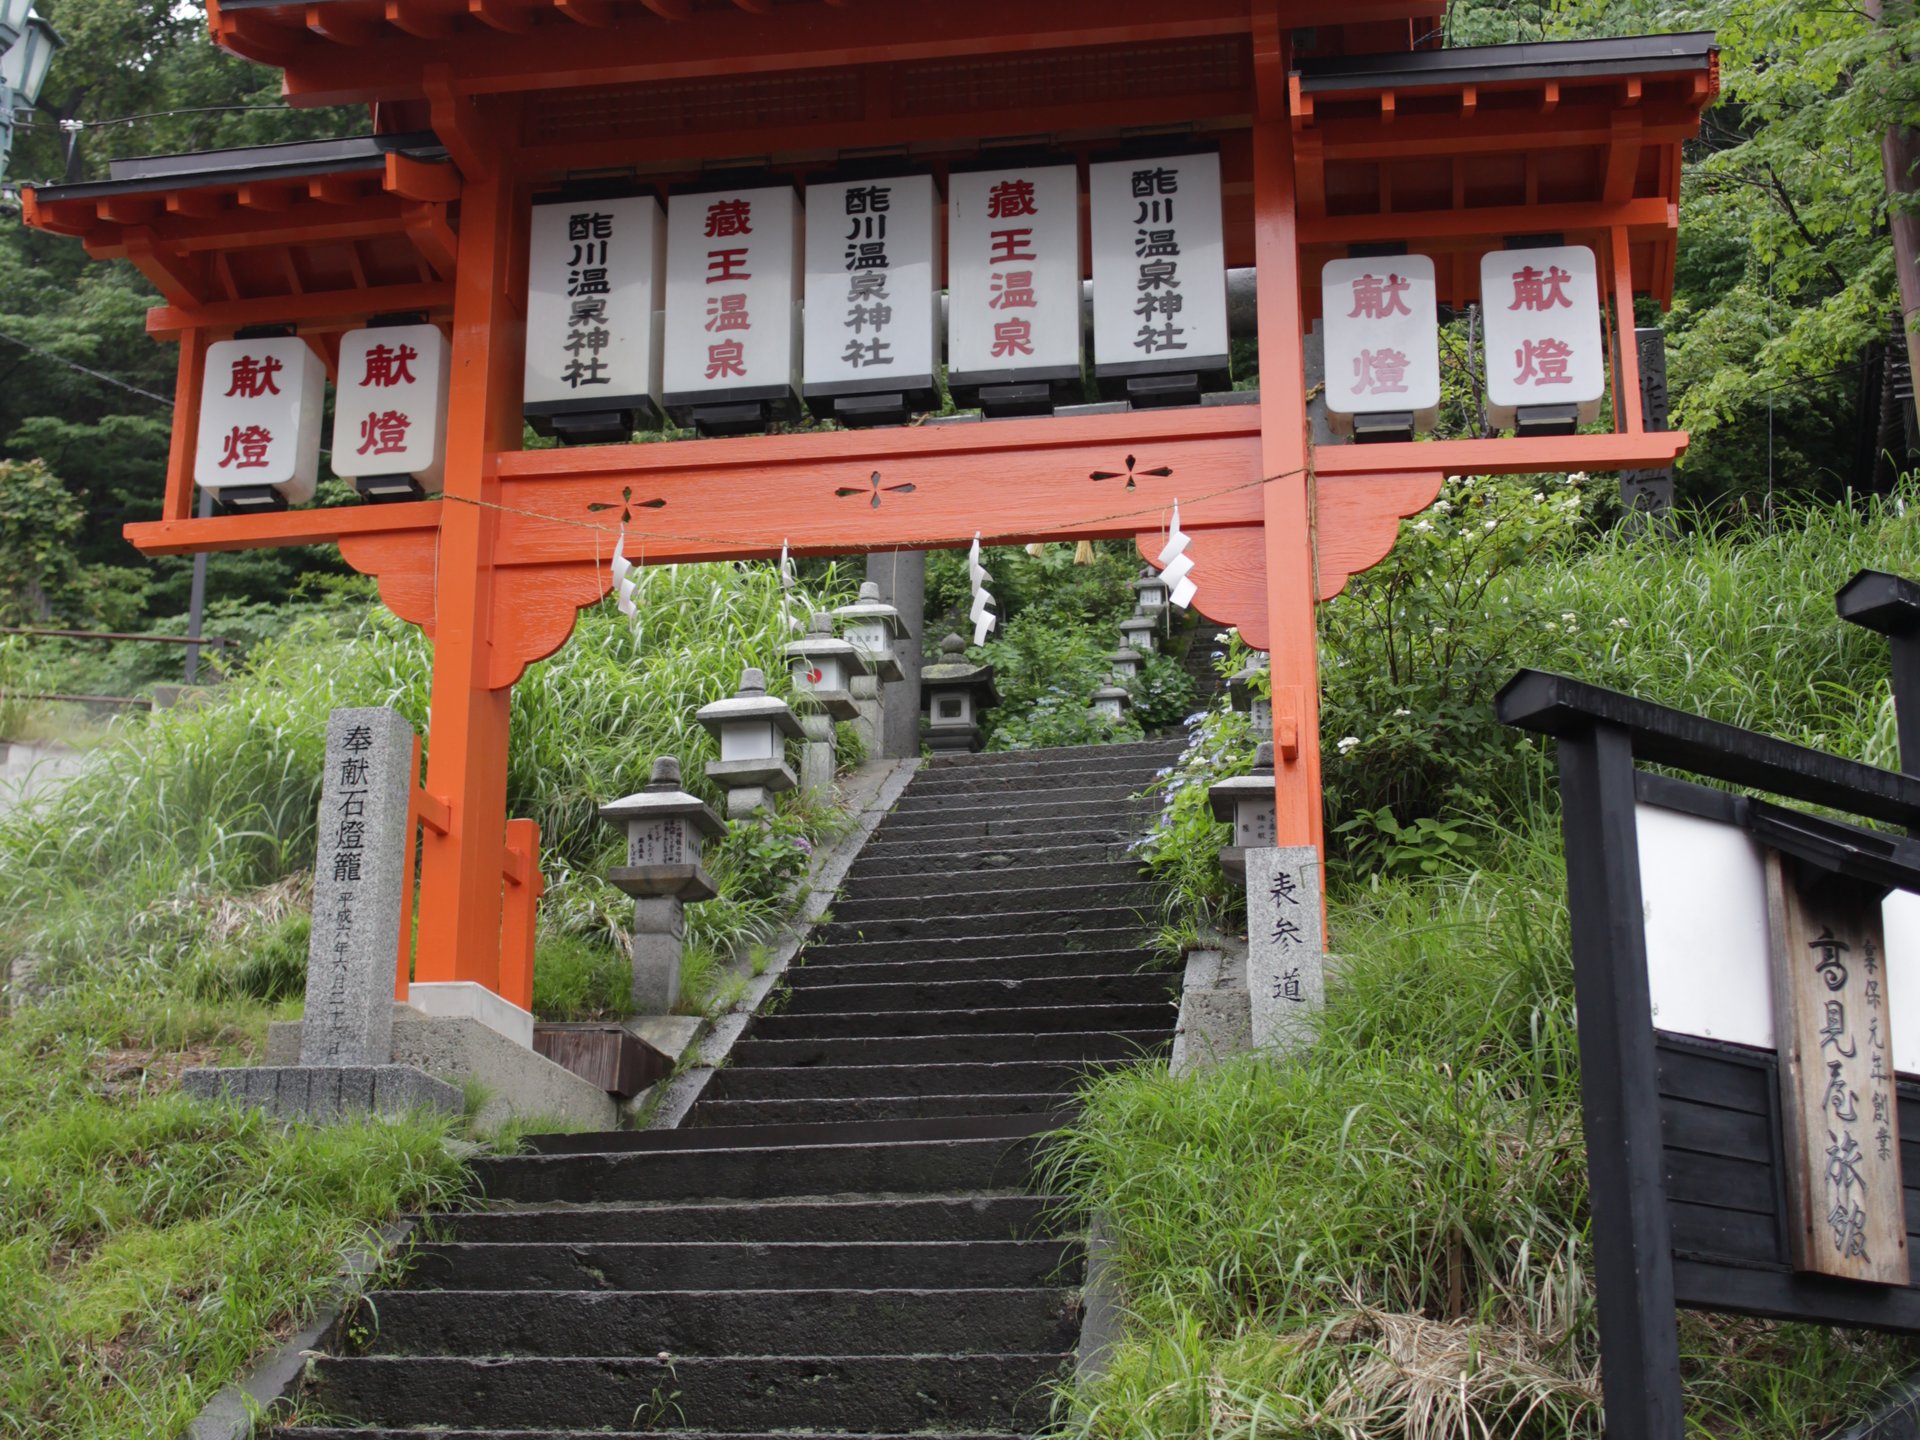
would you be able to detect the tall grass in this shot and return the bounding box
[1088,491,1920,1439]
[0,561,853,1437]
[1054,827,1920,1439]
[0,561,852,1005]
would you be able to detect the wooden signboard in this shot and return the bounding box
[1766,852,1907,1284]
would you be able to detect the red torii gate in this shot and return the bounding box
[23,0,1713,997]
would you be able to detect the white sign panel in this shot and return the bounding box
[1321,254,1441,430]
[331,323,451,491]
[1480,243,1604,418]
[662,185,802,406]
[1638,801,1920,1074]
[803,174,939,394]
[1088,152,1228,371]
[193,336,324,502]
[524,193,666,423]
[947,164,1081,381]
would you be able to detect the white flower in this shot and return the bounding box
[1413,520,1434,533]
[1567,471,1588,485]
[1336,736,1361,754]
[1392,707,1412,717]
[1561,611,1578,625]
[1484,519,1498,531]
[1612,616,1631,630]
[1433,499,1452,514]
[1533,492,1545,502]
[1543,621,1559,632]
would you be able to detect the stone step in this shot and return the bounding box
[700,1059,1117,1102]
[283,1431,1024,1440]
[282,1433,1025,1440]
[727,1028,1168,1070]
[811,905,1146,947]
[356,1285,1082,1356]
[876,794,1155,830]
[889,781,1148,815]
[427,1194,1061,1247]
[780,971,1176,1014]
[923,738,1182,770]
[902,764,1172,799]
[827,880,1146,926]
[401,1240,1081,1294]
[306,1352,1066,1432]
[519,1111,1064,1156]
[795,948,1156,985]
[472,1134,1048,1206]
[845,841,1138,881]
[857,811,1149,845]
[750,1002,1172,1042]
[838,858,1145,900]
[687,1093,1072,1128]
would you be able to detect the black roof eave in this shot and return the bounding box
[1295,31,1716,96]
[29,131,448,204]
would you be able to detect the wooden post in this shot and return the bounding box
[1555,720,1684,1440]
[1765,851,1907,1284]
[499,817,542,1015]
[412,148,528,993]
[1251,13,1324,858]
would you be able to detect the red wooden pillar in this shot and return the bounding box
[1252,16,1325,857]
[412,150,528,991]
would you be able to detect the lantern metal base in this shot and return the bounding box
[353,474,426,503]
[211,485,288,515]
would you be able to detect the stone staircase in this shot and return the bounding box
[280,738,1184,1440]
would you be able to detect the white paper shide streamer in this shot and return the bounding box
[610,528,639,617]
[778,539,806,633]
[966,533,997,646]
[1156,501,1197,609]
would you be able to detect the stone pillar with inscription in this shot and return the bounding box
[601,758,724,1014]
[180,706,462,1119]
[1244,846,1327,1055]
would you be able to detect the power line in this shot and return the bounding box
[0,329,173,407]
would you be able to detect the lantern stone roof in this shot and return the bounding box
[695,667,804,739]
[599,756,725,834]
[832,581,911,638]
[1207,743,1278,822]
[1090,685,1131,706]
[783,611,872,675]
[920,633,1001,707]
[1108,646,1144,666]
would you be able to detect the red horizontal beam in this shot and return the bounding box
[261,0,1262,105]
[146,281,455,338]
[124,498,443,556]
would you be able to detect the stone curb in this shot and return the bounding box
[183,1219,411,1440]
[643,756,920,1128]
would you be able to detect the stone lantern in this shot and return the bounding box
[1132,566,1171,618]
[832,580,910,756]
[1109,645,1144,684]
[1089,684,1132,722]
[1119,614,1159,655]
[1229,653,1273,739]
[695,666,800,819]
[600,757,724,1014]
[783,612,868,793]
[919,633,1000,753]
[1207,742,1277,885]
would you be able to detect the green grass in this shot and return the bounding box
[0,987,466,1440]
[0,559,863,1437]
[1052,826,1920,1439]
[1092,488,1920,1438]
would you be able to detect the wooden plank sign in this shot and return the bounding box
[1766,851,1908,1284]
